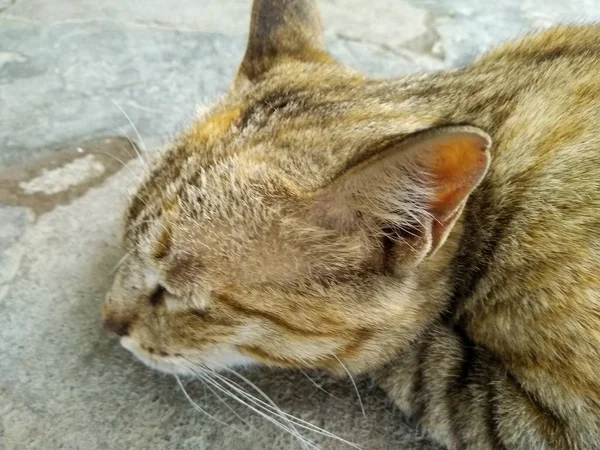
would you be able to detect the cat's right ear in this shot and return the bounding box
[233,0,333,87]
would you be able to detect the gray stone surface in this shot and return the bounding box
[0,205,31,301]
[3,0,597,167]
[2,1,600,449]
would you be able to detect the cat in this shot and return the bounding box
[102,0,600,448]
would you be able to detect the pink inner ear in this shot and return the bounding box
[423,134,490,221]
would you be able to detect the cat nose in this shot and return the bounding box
[103,318,130,337]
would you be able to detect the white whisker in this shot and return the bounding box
[189,361,313,450]
[200,374,313,446]
[110,248,135,275]
[216,364,312,449]
[198,372,257,432]
[88,150,150,213]
[175,374,243,433]
[110,98,150,166]
[194,363,360,449]
[299,369,340,399]
[209,370,359,448]
[89,150,142,184]
[332,354,366,418]
[186,365,319,450]
[118,128,145,163]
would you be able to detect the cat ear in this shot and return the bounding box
[311,125,491,266]
[234,0,333,85]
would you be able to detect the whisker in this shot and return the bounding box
[198,372,257,432]
[186,365,319,450]
[215,364,311,448]
[299,369,340,400]
[209,371,359,448]
[87,150,151,213]
[110,98,150,166]
[118,128,145,163]
[332,354,366,418]
[196,364,314,450]
[174,374,243,432]
[88,150,143,184]
[196,363,360,449]
[110,248,135,275]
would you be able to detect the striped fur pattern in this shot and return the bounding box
[103,1,600,448]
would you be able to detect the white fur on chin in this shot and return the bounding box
[120,336,257,375]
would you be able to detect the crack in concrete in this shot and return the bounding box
[335,32,436,62]
[0,14,231,35]
[335,11,445,63]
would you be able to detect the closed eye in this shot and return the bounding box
[149,285,166,306]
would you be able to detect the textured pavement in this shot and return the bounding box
[1,1,599,449]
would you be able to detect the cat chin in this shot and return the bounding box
[120,336,257,375]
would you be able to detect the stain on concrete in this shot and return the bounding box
[0,136,138,215]
[19,154,106,195]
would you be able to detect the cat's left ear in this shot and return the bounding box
[234,0,333,86]
[310,125,492,267]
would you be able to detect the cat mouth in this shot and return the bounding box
[119,337,258,374]
[120,336,194,375]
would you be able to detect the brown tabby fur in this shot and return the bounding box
[102,0,600,448]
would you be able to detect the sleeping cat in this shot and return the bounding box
[102,0,600,448]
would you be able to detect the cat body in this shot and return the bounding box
[103,1,600,448]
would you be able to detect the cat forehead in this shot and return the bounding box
[178,159,278,212]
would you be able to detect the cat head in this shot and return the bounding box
[102,0,491,376]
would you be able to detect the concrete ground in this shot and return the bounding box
[1,1,599,449]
